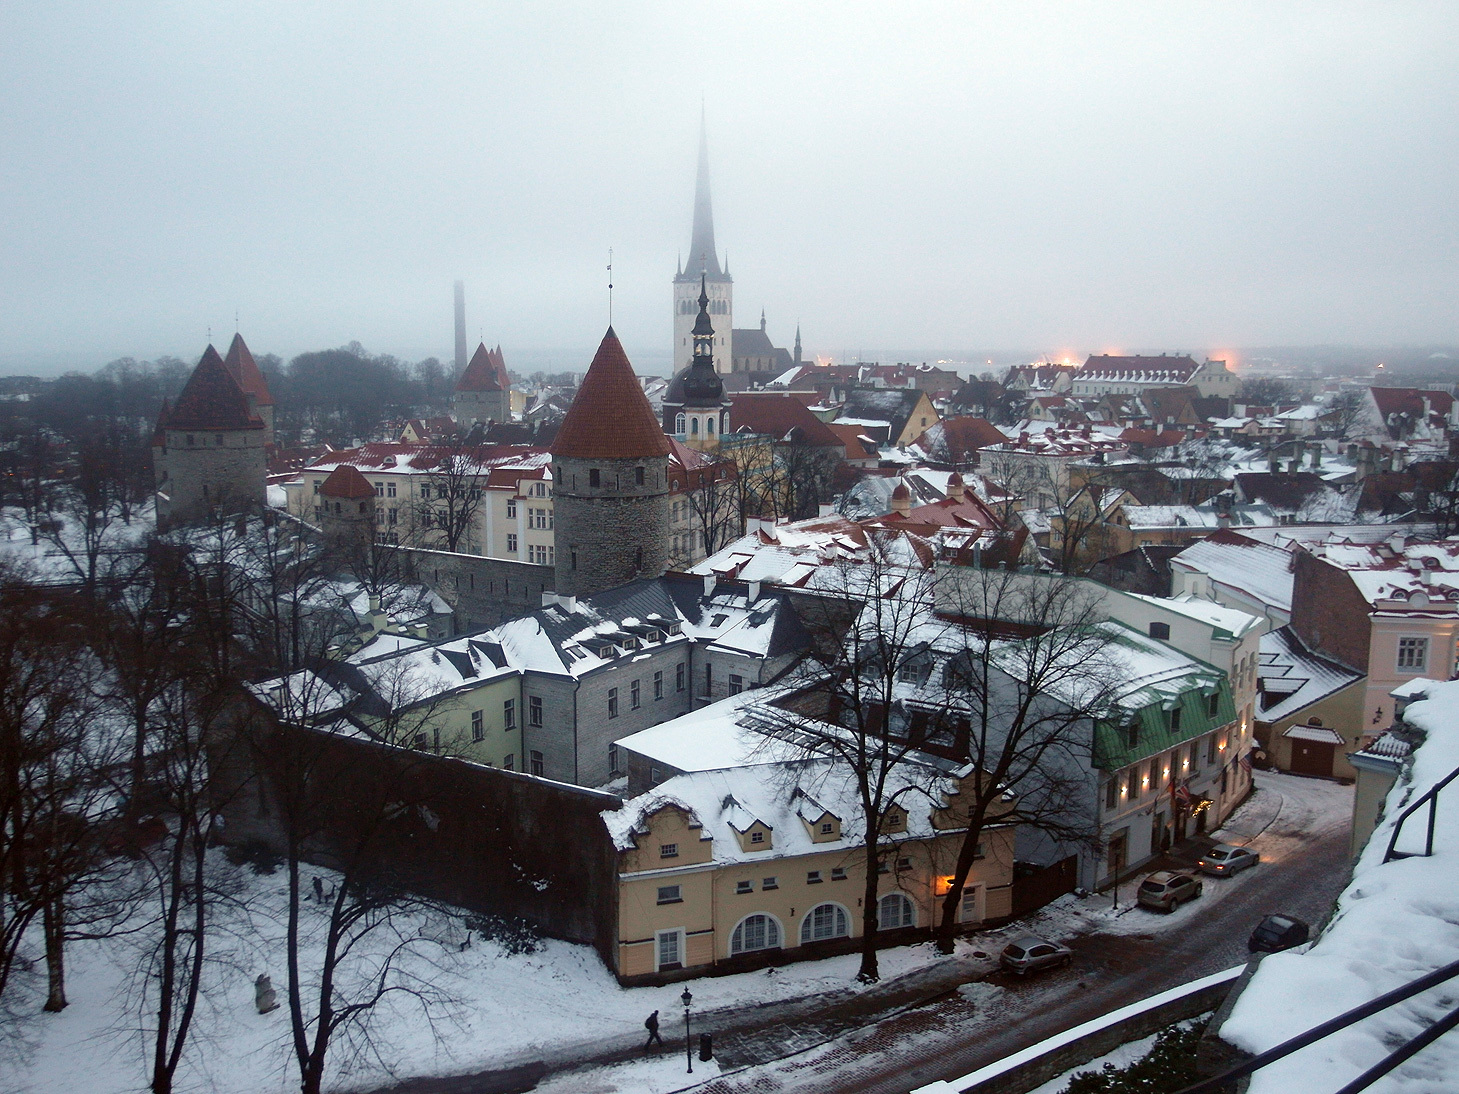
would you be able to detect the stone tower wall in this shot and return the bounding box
[673,276,732,375]
[156,428,267,529]
[454,388,511,426]
[552,455,670,598]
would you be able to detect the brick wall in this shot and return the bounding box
[1291,548,1372,672]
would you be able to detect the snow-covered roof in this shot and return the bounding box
[611,690,775,774]
[1221,678,1459,1093]
[1256,626,1364,723]
[1170,531,1296,615]
[602,755,969,862]
[1121,503,1278,531]
[1302,535,1459,609]
[1123,592,1263,640]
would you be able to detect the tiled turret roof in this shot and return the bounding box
[456,342,509,393]
[319,464,376,500]
[224,333,274,406]
[166,346,264,431]
[550,328,671,460]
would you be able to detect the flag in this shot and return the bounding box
[1174,780,1192,808]
[1239,751,1253,774]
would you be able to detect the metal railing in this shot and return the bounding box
[1384,762,1459,862]
[1174,958,1459,1094]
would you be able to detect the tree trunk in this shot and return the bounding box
[857,842,881,983]
[42,895,66,1012]
[934,812,990,954]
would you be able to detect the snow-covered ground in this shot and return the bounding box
[1222,687,1459,1094]
[1025,1015,1209,1094]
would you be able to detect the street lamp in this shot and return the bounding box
[681,988,693,1074]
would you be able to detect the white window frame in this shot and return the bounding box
[958,883,986,924]
[799,902,851,944]
[1397,635,1429,671]
[728,913,782,956]
[655,928,684,971]
[877,892,916,930]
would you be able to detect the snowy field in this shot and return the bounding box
[0,771,1352,1094]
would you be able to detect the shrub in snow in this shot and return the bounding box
[1064,1019,1206,1094]
[467,913,542,955]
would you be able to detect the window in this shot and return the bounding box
[675,413,686,433]
[530,750,543,776]
[1170,707,1182,732]
[589,469,600,487]
[506,498,516,518]
[1146,760,1156,788]
[1149,621,1170,640]
[960,884,983,923]
[1208,693,1220,716]
[503,699,515,730]
[529,696,542,727]
[313,480,321,495]
[387,508,397,525]
[820,821,834,835]
[630,680,641,709]
[806,870,822,884]
[750,830,765,844]
[506,533,517,553]
[1125,722,1140,749]
[735,880,753,894]
[656,929,682,970]
[762,876,778,890]
[730,914,780,955]
[885,809,905,832]
[800,903,849,943]
[676,663,685,692]
[420,484,431,500]
[609,743,619,774]
[413,732,427,749]
[896,856,912,872]
[503,754,514,771]
[386,482,396,498]
[660,843,679,859]
[728,673,744,695]
[878,893,915,930]
[471,710,484,742]
[607,688,619,718]
[1106,778,1118,810]
[635,466,645,486]
[705,664,713,694]
[1398,637,1429,670]
[1207,734,1218,765]
[830,867,847,881]
[654,670,664,700]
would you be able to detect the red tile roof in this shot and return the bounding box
[729,394,845,448]
[1370,386,1454,421]
[550,328,672,460]
[319,464,376,499]
[166,345,264,431]
[224,333,274,407]
[456,342,510,393]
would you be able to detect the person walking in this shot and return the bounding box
[644,1009,663,1050]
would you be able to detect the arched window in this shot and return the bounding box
[706,418,716,435]
[675,413,686,433]
[729,913,782,955]
[690,417,699,435]
[800,902,850,944]
[877,893,915,930]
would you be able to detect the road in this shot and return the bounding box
[697,770,1356,1094]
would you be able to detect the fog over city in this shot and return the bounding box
[1,3,1455,374]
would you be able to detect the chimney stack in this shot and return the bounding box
[454,280,468,372]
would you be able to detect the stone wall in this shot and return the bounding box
[213,709,623,961]
[552,455,671,598]
[155,427,267,529]
[400,546,554,632]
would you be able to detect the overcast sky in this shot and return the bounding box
[1,3,1455,376]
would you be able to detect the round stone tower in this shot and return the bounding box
[317,464,377,552]
[551,328,671,598]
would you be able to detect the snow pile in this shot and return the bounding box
[1220,679,1459,1093]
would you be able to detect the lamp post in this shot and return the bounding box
[681,987,693,1074]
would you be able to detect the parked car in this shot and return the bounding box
[999,935,1073,976]
[1196,843,1260,877]
[1137,871,1204,912]
[1248,914,1310,953]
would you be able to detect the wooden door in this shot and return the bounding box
[1290,740,1334,777]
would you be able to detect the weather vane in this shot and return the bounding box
[607,248,614,325]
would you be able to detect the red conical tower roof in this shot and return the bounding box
[550,328,671,460]
[167,345,264,431]
[319,464,376,500]
[456,342,509,392]
[224,333,274,406]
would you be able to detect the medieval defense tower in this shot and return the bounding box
[453,341,512,427]
[673,115,732,375]
[152,338,269,530]
[550,329,671,598]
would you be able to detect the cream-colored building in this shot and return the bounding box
[603,760,1016,983]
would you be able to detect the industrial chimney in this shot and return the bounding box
[453,280,468,372]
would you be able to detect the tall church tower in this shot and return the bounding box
[673,112,732,375]
[551,329,671,598]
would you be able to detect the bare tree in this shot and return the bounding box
[744,556,941,982]
[677,457,743,562]
[416,446,490,554]
[928,566,1120,952]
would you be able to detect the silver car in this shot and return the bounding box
[999,935,1073,976]
[1197,843,1260,877]
[1137,870,1204,912]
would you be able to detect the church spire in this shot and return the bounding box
[692,273,715,366]
[689,110,724,280]
[794,323,803,364]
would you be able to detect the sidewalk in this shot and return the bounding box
[362,947,996,1094]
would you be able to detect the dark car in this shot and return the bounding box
[1197,843,1260,877]
[1248,914,1310,953]
[1137,870,1204,912]
[999,935,1073,976]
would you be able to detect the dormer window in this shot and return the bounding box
[820,822,834,835]
[750,830,765,844]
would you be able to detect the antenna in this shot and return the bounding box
[235,308,239,333]
[207,325,211,343]
[607,248,614,325]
